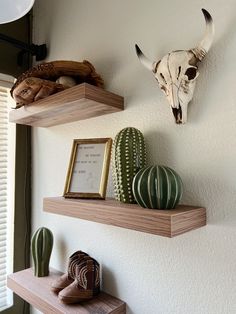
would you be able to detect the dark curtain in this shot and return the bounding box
[4,127,31,314]
[1,14,32,314]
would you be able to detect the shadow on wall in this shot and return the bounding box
[145,130,176,167]
[144,130,236,227]
[96,56,122,88]
[54,235,68,270]
[102,265,135,314]
[101,265,119,296]
[183,172,236,225]
[190,7,236,124]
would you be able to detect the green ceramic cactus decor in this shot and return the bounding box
[132,165,183,209]
[31,227,53,277]
[112,127,147,203]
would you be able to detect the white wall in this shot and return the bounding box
[32,1,236,313]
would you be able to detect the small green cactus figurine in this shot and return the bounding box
[112,127,147,203]
[31,227,53,277]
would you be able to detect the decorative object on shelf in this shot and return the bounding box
[31,227,53,277]
[64,138,112,199]
[112,127,147,203]
[11,60,104,108]
[56,76,77,88]
[132,165,183,209]
[51,249,100,304]
[58,256,100,304]
[12,77,66,107]
[51,250,89,294]
[135,8,214,124]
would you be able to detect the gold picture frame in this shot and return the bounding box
[63,138,112,199]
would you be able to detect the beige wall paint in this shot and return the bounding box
[32,1,236,313]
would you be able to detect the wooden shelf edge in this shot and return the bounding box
[43,197,206,238]
[7,268,126,314]
[9,83,124,127]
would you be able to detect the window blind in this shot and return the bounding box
[0,86,13,311]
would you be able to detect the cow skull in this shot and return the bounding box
[135,9,214,124]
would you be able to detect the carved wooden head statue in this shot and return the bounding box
[135,9,214,124]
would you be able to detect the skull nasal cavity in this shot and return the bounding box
[185,67,197,80]
[177,66,181,79]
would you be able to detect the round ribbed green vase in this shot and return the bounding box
[112,127,147,203]
[31,227,53,277]
[132,165,183,209]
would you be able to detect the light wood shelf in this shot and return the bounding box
[7,268,126,314]
[43,197,206,238]
[9,83,124,127]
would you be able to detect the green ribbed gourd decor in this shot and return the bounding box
[132,165,183,209]
[31,227,53,277]
[112,127,147,203]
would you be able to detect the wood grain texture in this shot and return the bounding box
[9,83,124,127]
[7,268,126,314]
[43,197,206,238]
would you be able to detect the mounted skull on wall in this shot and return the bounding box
[135,9,214,124]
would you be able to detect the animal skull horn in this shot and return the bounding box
[135,8,214,124]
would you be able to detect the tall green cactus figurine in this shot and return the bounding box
[31,227,53,277]
[112,127,147,203]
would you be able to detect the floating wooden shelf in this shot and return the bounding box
[7,268,126,314]
[43,197,206,238]
[9,83,124,127]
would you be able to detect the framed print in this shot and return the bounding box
[63,138,112,199]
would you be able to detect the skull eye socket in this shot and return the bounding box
[160,73,167,85]
[185,67,197,80]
